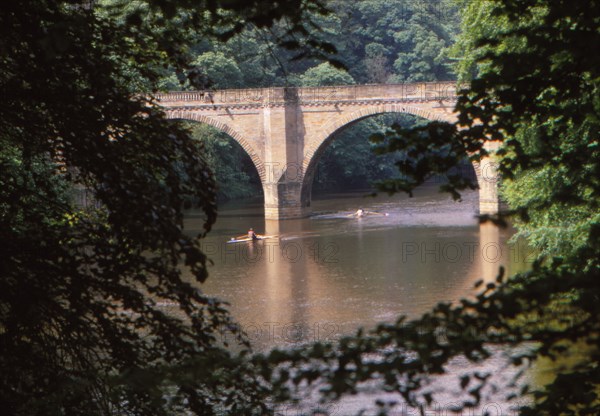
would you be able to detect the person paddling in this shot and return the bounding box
[248,228,259,240]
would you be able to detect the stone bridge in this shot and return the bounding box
[156,82,501,220]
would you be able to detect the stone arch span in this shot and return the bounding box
[156,86,501,219]
[300,105,481,210]
[164,110,266,185]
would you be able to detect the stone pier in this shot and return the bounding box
[157,82,502,219]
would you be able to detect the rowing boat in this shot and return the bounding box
[226,235,278,244]
[346,211,389,218]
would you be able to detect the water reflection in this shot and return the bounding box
[184,186,526,351]
[181,187,532,414]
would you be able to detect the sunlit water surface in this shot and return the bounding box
[182,186,532,415]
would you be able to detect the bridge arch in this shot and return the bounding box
[157,83,501,219]
[300,105,479,209]
[164,110,266,185]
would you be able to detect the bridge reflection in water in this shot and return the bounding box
[180,188,528,414]
[185,188,524,350]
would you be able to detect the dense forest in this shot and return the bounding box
[2,0,599,415]
[161,0,461,200]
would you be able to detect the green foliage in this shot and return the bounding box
[96,0,335,89]
[158,0,462,199]
[297,64,422,194]
[501,163,598,258]
[326,0,459,83]
[193,52,244,89]
[251,1,600,415]
[187,123,261,201]
[216,35,278,87]
[312,115,424,193]
[7,0,599,415]
[0,0,331,414]
[299,62,355,86]
[452,0,599,260]
[292,59,406,195]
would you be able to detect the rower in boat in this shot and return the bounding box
[349,208,389,218]
[227,230,278,244]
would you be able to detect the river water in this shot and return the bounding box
[183,185,532,415]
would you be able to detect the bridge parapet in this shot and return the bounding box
[157,81,503,220]
[155,81,460,108]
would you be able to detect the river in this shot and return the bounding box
[183,185,532,415]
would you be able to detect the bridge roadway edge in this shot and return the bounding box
[156,82,502,220]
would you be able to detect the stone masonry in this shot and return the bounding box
[156,82,502,219]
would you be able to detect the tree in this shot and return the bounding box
[363,42,392,83]
[188,123,262,202]
[298,63,412,194]
[299,62,355,86]
[0,0,333,414]
[323,0,459,83]
[192,52,244,89]
[157,1,462,198]
[256,1,600,414]
[217,35,279,87]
